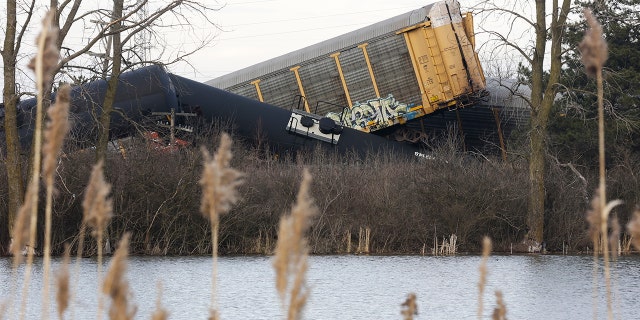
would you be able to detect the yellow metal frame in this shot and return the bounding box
[462,12,475,48]
[290,66,310,112]
[250,79,264,102]
[402,32,429,110]
[358,43,380,98]
[396,21,431,34]
[330,52,352,107]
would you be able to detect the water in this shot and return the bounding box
[2,254,640,319]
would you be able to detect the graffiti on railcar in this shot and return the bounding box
[326,94,412,130]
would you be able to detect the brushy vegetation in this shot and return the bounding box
[1,126,640,256]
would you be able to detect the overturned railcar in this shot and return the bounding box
[5,65,177,148]
[0,65,422,158]
[206,0,486,135]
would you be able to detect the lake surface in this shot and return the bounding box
[1,254,640,319]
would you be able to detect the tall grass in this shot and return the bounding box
[477,236,491,320]
[579,9,627,320]
[199,133,243,319]
[55,245,71,320]
[400,293,417,320]
[82,160,113,320]
[273,168,318,320]
[101,233,135,320]
[8,9,63,320]
[492,291,507,320]
[42,83,71,320]
[628,209,640,251]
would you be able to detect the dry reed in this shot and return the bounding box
[82,160,113,239]
[82,160,113,320]
[273,168,318,320]
[102,233,136,320]
[400,293,418,320]
[10,182,36,266]
[580,9,614,320]
[356,226,371,254]
[199,132,243,318]
[586,191,623,320]
[344,230,351,253]
[579,9,608,78]
[492,290,507,320]
[56,244,71,320]
[478,236,491,320]
[0,301,6,319]
[609,216,620,259]
[13,9,60,320]
[42,84,71,181]
[627,209,640,251]
[42,84,71,320]
[27,11,59,91]
[71,223,87,319]
[586,190,603,253]
[151,283,168,320]
[586,189,602,317]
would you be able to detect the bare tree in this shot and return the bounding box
[2,0,106,253]
[471,0,571,247]
[1,0,36,253]
[91,0,220,163]
[1,0,219,251]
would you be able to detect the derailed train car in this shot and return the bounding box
[206,0,486,137]
[3,66,178,149]
[0,0,492,158]
[0,65,422,158]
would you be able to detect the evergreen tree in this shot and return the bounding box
[552,0,640,165]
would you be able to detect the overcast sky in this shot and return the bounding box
[168,0,449,83]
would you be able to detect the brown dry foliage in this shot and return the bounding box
[609,216,620,259]
[586,190,602,247]
[579,9,608,77]
[273,168,318,320]
[0,301,6,319]
[152,309,169,320]
[199,133,243,222]
[627,209,640,251]
[401,293,418,320]
[56,244,71,320]
[43,84,71,180]
[27,10,59,90]
[151,283,168,320]
[11,181,37,265]
[492,290,507,320]
[82,160,113,237]
[200,133,243,319]
[103,233,136,320]
[478,236,492,320]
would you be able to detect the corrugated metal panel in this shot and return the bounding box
[231,83,259,101]
[258,70,299,110]
[205,3,438,89]
[366,34,422,106]
[298,58,347,115]
[340,47,377,104]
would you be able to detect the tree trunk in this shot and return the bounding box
[95,0,124,164]
[528,108,547,244]
[525,0,571,246]
[2,0,25,253]
[525,0,548,246]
